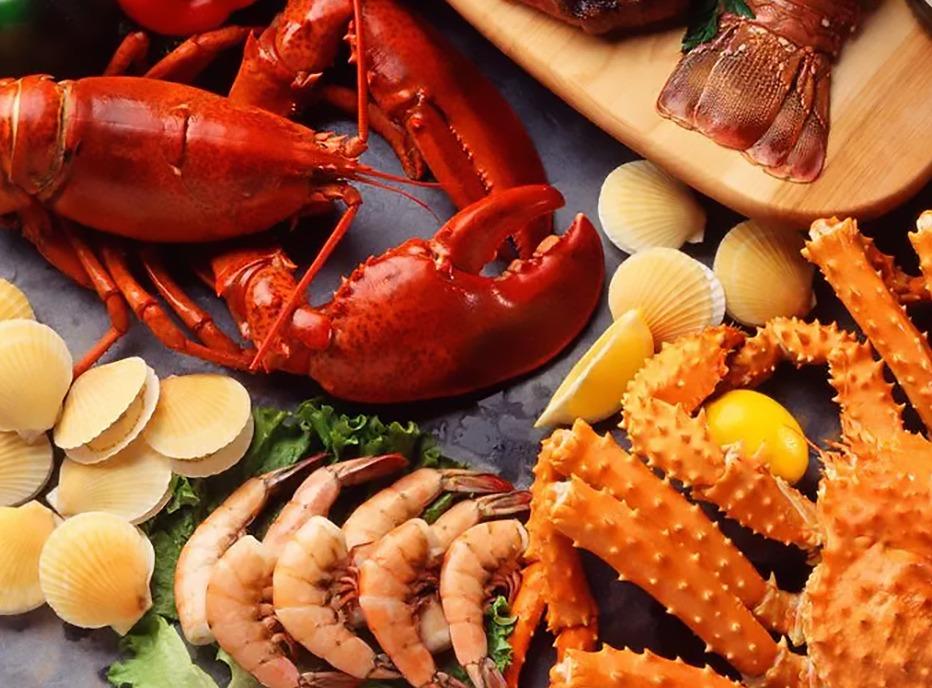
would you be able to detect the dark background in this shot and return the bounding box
[0,1,929,685]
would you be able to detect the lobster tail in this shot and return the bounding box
[657,0,860,182]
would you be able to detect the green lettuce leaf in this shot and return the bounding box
[142,477,207,620]
[487,596,518,671]
[244,399,446,477]
[217,649,261,688]
[107,614,217,688]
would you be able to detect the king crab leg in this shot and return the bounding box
[526,437,599,649]
[622,327,819,550]
[549,477,808,686]
[546,420,800,635]
[804,217,932,431]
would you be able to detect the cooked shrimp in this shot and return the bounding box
[175,455,325,645]
[263,453,408,558]
[206,536,305,688]
[342,468,513,558]
[358,493,530,688]
[440,520,529,688]
[273,516,399,683]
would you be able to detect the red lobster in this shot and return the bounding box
[1,0,604,403]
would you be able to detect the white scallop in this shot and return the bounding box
[0,320,72,441]
[48,442,172,524]
[609,247,725,344]
[39,512,154,635]
[0,501,59,615]
[64,367,160,465]
[171,414,255,479]
[598,160,706,254]
[0,432,54,507]
[714,220,814,327]
[144,374,252,460]
[55,357,149,450]
[0,279,34,322]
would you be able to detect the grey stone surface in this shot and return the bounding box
[0,2,930,686]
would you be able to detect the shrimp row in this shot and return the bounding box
[174,456,529,688]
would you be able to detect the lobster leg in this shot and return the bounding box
[140,248,245,355]
[104,32,151,76]
[319,84,424,179]
[105,27,253,83]
[100,244,254,370]
[61,224,133,375]
[18,203,92,289]
[145,27,254,83]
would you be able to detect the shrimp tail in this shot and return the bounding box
[331,452,409,484]
[300,671,364,687]
[441,469,514,494]
[475,490,533,517]
[264,452,329,487]
[468,658,507,688]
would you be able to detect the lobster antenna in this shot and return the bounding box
[352,0,369,144]
[356,165,442,188]
[250,203,361,372]
[359,176,440,223]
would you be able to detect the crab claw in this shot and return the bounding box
[303,184,605,402]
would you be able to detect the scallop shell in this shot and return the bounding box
[0,501,58,615]
[0,320,72,441]
[0,432,54,507]
[39,512,154,635]
[713,220,814,327]
[144,374,252,460]
[61,366,160,465]
[608,247,725,344]
[598,160,706,254]
[171,414,255,479]
[47,443,172,524]
[0,279,34,322]
[55,357,149,449]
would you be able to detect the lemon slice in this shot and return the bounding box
[705,389,809,483]
[536,309,654,427]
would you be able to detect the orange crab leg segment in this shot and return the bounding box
[527,437,599,635]
[546,420,797,634]
[503,563,547,688]
[804,217,932,430]
[622,328,818,549]
[549,476,788,680]
[552,647,742,688]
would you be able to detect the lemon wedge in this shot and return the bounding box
[705,389,809,483]
[536,309,654,427]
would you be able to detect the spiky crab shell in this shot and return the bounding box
[804,544,932,688]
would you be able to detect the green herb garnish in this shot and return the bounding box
[682,0,754,51]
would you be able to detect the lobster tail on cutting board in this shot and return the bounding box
[658,0,860,182]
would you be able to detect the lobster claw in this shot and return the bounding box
[304,185,605,402]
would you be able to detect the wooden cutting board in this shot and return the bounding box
[446,0,932,224]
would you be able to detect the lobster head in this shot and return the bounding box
[217,185,605,403]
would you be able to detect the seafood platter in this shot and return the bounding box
[0,1,930,687]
